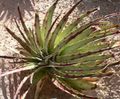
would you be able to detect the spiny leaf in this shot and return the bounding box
[55,79,98,99]
[66,24,119,47]
[28,28,41,55]
[52,54,107,66]
[35,13,43,48]
[15,19,29,44]
[75,54,111,63]
[54,19,100,54]
[30,67,47,85]
[55,8,98,46]
[0,55,41,62]
[18,7,37,51]
[20,50,32,56]
[45,14,61,41]
[60,30,119,55]
[53,62,114,79]
[56,46,116,62]
[82,77,99,82]
[42,0,59,42]
[18,7,32,40]
[55,55,111,70]
[91,24,120,36]
[55,26,93,48]
[45,14,61,53]
[5,27,37,55]
[57,77,97,90]
[54,68,113,79]
[77,39,116,54]
[0,66,35,78]
[48,0,83,51]
[62,71,114,78]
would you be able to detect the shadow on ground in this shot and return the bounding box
[0,0,35,22]
[75,0,120,24]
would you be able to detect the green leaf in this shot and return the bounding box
[31,67,47,85]
[78,39,115,53]
[18,7,43,56]
[42,0,59,42]
[57,77,97,90]
[56,39,116,63]
[55,8,98,46]
[48,0,83,52]
[67,23,119,48]
[60,30,117,55]
[5,27,36,56]
[77,54,111,63]
[45,14,60,54]
[58,55,111,71]
[63,27,94,47]
[53,20,97,55]
[91,24,119,37]
[35,13,43,48]
[28,28,42,55]
[55,78,98,99]
[62,71,114,78]
[54,64,114,78]
[56,48,110,63]
[18,7,33,43]
[15,19,30,44]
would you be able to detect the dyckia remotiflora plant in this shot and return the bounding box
[0,0,120,99]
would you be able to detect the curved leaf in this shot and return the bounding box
[5,27,37,56]
[31,67,48,85]
[48,0,83,51]
[57,77,97,90]
[55,8,98,46]
[42,0,59,43]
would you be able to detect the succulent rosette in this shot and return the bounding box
[0,0,120,99]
